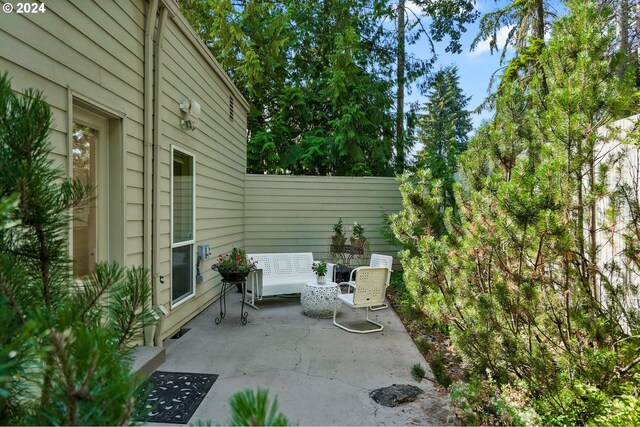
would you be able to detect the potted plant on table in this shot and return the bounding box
[212,248,257,291]
[331,218,346,252]
[350,221,366,249]
[312,260,328,284]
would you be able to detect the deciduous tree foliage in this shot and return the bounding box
[0,74,154,425]
[392,1,640,424]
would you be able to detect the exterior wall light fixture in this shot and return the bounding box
[180,99,201,130]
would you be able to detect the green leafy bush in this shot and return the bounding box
[450,377,535,426]
[591,375,640,426]
[414,336,433,354]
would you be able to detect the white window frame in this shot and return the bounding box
[170,145,196,308]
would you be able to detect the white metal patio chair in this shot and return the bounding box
[339,254,392,310]
[333,267,388,334]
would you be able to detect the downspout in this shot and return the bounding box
[144,0,158,345]
[144,0,158,273]
[152,6,169,346]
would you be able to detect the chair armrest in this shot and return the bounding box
[349,266,365,282]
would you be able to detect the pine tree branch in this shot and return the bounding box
[618,349,640,376]
[79,347,98,396]
[0,274,25,324]
[51,329,78,426]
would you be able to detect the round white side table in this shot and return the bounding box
[301,280,341,318]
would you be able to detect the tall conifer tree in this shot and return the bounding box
[415,66,471,221]
[392,1,640,424]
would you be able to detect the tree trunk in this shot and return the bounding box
[588,141,599,302]
[535,0,545,40]
[576,136,587,283]
[396,0,405,174]
[617,0,629,78]
[636,0,640,64]
[535,0,549,95]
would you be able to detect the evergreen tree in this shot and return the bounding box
[180,0,290,173]
[392,1,640,424]
[180,0,396,176]
[473,0,552,63]
[415,66,471,223]
[0,73,154,425]
[180,0,478,176]
[394,0,477,173]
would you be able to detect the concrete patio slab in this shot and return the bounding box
[154,292,456,426]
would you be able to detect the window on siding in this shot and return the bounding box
[171,147,195,306]
[72,122,99,278]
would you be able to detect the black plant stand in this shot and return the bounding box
[329,244,365,266]
[215,279,248,325]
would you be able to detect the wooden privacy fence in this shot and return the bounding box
[595,116,640,330]
[243,174,403,267]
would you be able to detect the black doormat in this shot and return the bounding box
[136,371,218,424]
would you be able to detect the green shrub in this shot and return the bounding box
[411,363,426,382]
[414,336,432,354]
[591,381,640,426]
[450,377,525,426]
[429,352,452,389]
[389,2,640,424]
[0,72,154,425]
[534,379,608,426]
[534,375,640,427]
[227,388,293,426]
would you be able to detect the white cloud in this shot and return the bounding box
[469,25,513,56]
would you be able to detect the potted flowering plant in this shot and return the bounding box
[212,248,257,289]
[312,260,328,284]
[331,218,346,251]
[350,221,366,249]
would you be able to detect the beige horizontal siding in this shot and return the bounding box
[244,175,403,268]
[155,16,248,339]
[0,0,147,269]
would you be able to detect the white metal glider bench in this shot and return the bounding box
[338,253,393,310]
[333,267,388,333]
[245,252,334,308]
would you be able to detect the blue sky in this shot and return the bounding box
[405,0,516,130]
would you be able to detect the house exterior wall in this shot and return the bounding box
[0,0,147,261]
[244,175,403,268]
[0,0,250,342]
[158,11,248,338]
[0,0,404,343]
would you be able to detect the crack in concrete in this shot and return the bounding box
[290,369,369,391]
[292,325,311,371]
